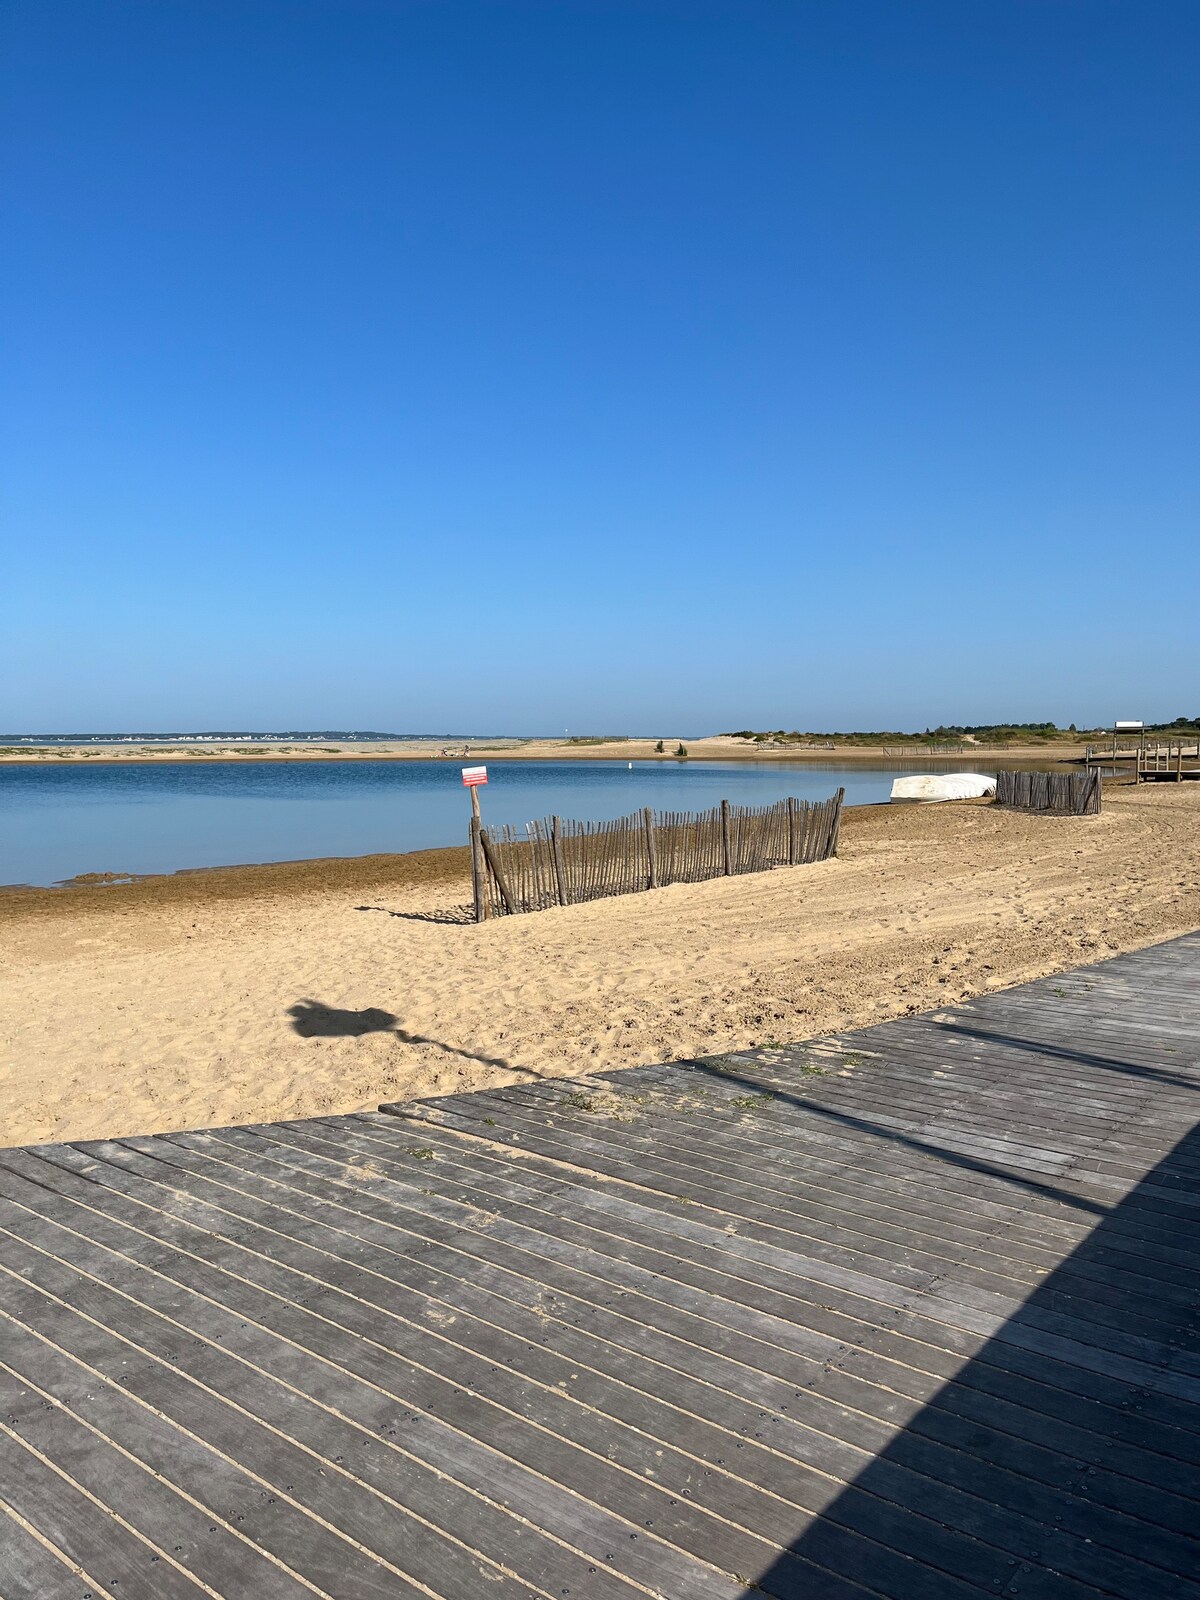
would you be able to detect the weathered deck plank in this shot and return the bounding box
[0,1507,101,1600]
[2,933,1199,1598]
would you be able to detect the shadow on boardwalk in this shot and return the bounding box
[686,1055,1110,1218]
[742,1121,1200,1599]
[935,1019,1200,1093]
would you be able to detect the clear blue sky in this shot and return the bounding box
[3,1,1197,734]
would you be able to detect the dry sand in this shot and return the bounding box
[0,734,1090,763]
[2,783,1197,1147]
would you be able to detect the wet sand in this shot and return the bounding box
[3,784,1197,1147]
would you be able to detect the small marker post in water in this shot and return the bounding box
[462,765,489,921]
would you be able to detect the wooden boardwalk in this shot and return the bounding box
[2,937,1199,1599]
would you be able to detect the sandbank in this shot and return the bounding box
[0,734,1090,764]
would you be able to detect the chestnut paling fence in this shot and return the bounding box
[994,769,1102,816]
[470,789,844,920]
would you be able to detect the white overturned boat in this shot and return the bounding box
[890,772,996,803]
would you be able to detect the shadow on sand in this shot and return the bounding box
[287,999,398,1038]
[286,998,528,1076]
[354,903,476,927]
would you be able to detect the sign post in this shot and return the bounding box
[462,766,489,921]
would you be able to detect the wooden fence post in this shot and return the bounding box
[643,807,659,889]
[550,815,569,906]
[830,787,845,855]
[470,785,489,921]
[787,797,797,865]
[469,816,487,922]
[478,828,518,915]
[816,799,831,858]
[720,799,732,876]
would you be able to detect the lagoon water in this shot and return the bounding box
[0,759,992,887]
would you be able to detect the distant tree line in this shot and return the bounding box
[725,717,1200,743]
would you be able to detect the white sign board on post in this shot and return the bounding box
[461,766,488,787]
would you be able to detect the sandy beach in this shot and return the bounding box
[3,782,1197,1148]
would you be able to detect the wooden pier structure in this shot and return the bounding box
[2,935,1199,1598]
[1135,740,1200,781]
[1085,737,1200,781]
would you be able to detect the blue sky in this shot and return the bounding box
[3,1,1197,733]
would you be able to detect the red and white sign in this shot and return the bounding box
[461,765,488,787]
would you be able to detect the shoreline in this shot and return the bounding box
[1,767,1119,896]
[0,841,474,917]
[4,783,1198,1148]
[1,785,1086,898]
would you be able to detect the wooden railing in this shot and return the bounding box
[1085,738,1200,763]
[471,790,844,919]
[1136,741,1200,779]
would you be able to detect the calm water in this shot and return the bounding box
[0,759,994,886]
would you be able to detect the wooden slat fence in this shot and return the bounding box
[994,769,1102,815]
[474,789,844,918]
